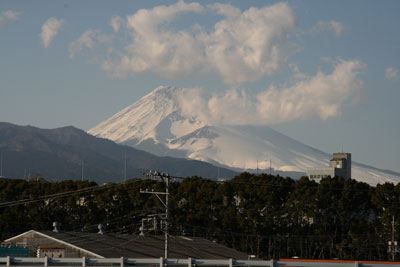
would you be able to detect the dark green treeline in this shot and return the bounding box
[1,173,400,261]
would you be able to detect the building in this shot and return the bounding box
[307,153,351,182]
[2,226,248,259]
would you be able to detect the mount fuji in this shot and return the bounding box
[89,86,400,186]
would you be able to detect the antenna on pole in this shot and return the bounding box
[270,158,272,175]
[0,151,3,177]
[264,159,267,175]
[81,160,84,181]
[256,160,258,175]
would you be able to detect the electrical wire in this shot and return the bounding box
[0,172,396,210]
[0,179,146,208]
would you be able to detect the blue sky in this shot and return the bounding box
[1,0,399,173]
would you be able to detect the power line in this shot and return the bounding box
[0,173,397,260]
[0,172,397,210]
[0,179,143,208]
[172,221,389,240]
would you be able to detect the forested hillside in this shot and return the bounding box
[0,122,236,181]
[1,174,399,261]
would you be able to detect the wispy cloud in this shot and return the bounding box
[314,20,344,37]
[385,67,400,81]
[177,59,365,125]
[74,1,296,85]
[69,29,112,58]
[0,10,21,28]
[40,17,64,48]
[110,16,123,33]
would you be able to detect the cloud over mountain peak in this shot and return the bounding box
[88,84,400,186]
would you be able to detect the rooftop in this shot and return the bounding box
[5,230,248,259]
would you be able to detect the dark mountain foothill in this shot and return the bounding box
[0,122,237,183]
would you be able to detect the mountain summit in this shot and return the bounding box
[89,86,400,186]
[89,86,207,146]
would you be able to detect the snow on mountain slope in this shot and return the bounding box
[168,125,325,172]
[89,86,400,186]
[89,86,206,145]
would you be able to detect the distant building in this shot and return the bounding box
[307,153,351,182]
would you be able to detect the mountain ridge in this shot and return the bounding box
[89,86,400,186]
[0,122,237,183]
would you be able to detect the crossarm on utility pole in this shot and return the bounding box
[140,190,168,208]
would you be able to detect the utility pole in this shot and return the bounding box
[141,171,170,259]
[165,175,169,259]
[256,160,258,175]
[388,216,398,261]
[124,149,127,182]
[265,159,267,175]
[270,158,272,175]
[0,151,3,177]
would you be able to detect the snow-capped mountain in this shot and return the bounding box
[89,86,400,186]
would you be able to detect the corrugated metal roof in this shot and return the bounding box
[7,230,248,259]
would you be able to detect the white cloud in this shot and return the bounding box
[177,59,365,125]
[110,16,123,32]
[315,20,344,37]
[205,2,296,84]
[0,10,21,28]
[40,17,64,48]
[95,1,296,84]
[69,29,112,58]
[289,63,309,80]
[254,59,364,123]
[209,3,241,18]
[385,67,400,81]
